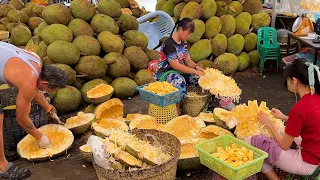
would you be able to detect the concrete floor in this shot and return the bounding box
[14,68,296,180]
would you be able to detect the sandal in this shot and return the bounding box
[0,162,31,180]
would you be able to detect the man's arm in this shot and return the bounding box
[34,91,52,112]
[16,86,43,140]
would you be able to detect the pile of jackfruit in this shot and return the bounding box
[154,0,269,75]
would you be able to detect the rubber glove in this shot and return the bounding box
[38,135,51,149]
[48,106,64,125]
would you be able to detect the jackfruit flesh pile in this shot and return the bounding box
[211,144,254,167]
[142,81,178,95]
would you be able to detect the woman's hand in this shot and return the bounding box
[195,65,204,72]
[270,108,286,120]
[258,112,274,128]
[195,70,205,76]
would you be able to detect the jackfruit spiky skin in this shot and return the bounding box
[213,53,239,75]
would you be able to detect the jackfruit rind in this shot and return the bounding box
[117,14,139,32]
[53,86,82,113]
[156,0,166,10]
[47,40,80,65]
[28,17,45,31]
[51,64,76,85]
[9,0,24,10]
[111,77,138,99]
[197,59,214,69]
[24,2,36,9]
[40,24,73,45]
[104,52,131,78]
[33,21,47,36]
[98,31,124,53]
[174,2,186,19]
[94,98,124,120]
[180,2,202,20]
[203,16,221,39]
[134,69,155,86]
[211,34,227,57]
[7,10,28,23]
[81,79,108,104]
[68,18,95,38]
[70,0,96,21]
[188,19,205,44]
[84,104,97,113]
[227,34,245,55]
[197,124,234,139]
[244,33,257,52]
[226,1,243,17]
[213,53,239,75]
[201,0,217,20]
[90,14,119,35]
[42,3,71,25]
[146,49,159,61]
[189,39,212,63]
[128,115,162,130]
[64,112,95,135]
[251,12,271,31]
[10,25,32,46]
[0,24,6,31]
[161,0,175,17]
[242,0,262,15]
[115,0,130,8]
[179,138,207,159]
[0,18,9,26]
[216,1,227,17]
[123,30,148,51]
[237,52,250,72]
[92,119,129,138]
[98,0,122,18]
[235,12,252,35]
[73,35,101,56]
[248,50,259,67]
[21,7,34,18]
[123,46,149,70]
[32,4,45,18]
[86,83,114,104]
[220,14,235,38]
[75,56,107,80]
[17,124,74,161]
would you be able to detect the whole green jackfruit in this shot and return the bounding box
[24,2,36,9]
[28,17,45,31]
[248,50,259,67]
[251,12,271,31]
[111,77,137,99]
[244,33,257,52]
[134,69,154,86]
[217,0,232,4]
[188,19,205,44]
[123,30,148,50]
[216,1,227,16]
[98,31,124,53]
[220,14,235,38]
[70,0,96,21]
[235,12,252,35]
[72,78,86,90]
[51,64,76,85]
[117,14,138,32]
[104,52,131,78]
[201,0,217,20]
[90,14,119,35]
[161,0,175,17]
[40,24,73,45]
[115,0,130,8]
[227,34,245,55]
[10,25,32,46]
[39,41,47,58]
[73,35,101,56]
[213,53,239,75]
[131,8,140,18]
[237,52,249,71]
[203,16,221,39]
[20,8,34,18]
[98,0,122,18]
[174,2,186,19]
[8,0,24,10]
[33,21,47,36]
[0,24,6,30]
[226,1,243,17]
[25,36,47,59]
[2,5,15,18]
[156,0,166,10]
[84,104,97,113]
[103,75,113,84]
[243,0,262,15]
[180,2,202,20]
[81,79,108,104]
[7,10,28,23]
[75,56,107,80]
[47,40,80,65]
[189,39,212,63]
[0,18,9,26]
[123,46,149,71]
[6,23,19,33]
[52,85,82,113]
[42,4,71,25]
[197,59,214,69]
[146,49,159,61]
[184,0,201,3]
[211,34,227,57]
[32,5,45,18]
[68,18,95,37]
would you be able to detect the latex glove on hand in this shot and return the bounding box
[48,106,64,125]
[38,135,51,149]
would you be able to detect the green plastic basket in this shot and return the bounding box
[194,134,268,180]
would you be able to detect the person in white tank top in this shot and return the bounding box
[0,42,68,179]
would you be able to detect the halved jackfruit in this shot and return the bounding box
[79,144,92,162]
[94,98,124,121]
[87,84,114,104]
[197,125,234,139]
[92,119,129,138]
[129,115,164,130]
[178,138,207,170]
[64,112,95,135]
[196,112,215,125]
[161,115,206,139]
[17,124,74,161]
[213,108,238,129]
[125,113,144,125]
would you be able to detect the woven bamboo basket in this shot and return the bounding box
[93,129,181,180]
[181,86,210,117]
[0,84,48,151]
[0,31,9,40]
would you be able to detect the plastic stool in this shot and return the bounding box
[148,103,178,124]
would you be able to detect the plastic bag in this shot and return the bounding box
[87,135,112,170]
[279,0,292,13]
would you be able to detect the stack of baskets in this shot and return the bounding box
[0,83,48,151]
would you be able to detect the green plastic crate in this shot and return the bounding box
[194,134,268,180]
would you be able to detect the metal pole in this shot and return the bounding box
[271,0,277,27]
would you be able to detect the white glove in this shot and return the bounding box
[38,135,52,149]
